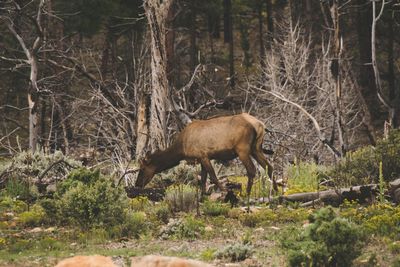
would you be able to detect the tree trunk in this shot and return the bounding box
[265,0,274,47]
[356,0,380,118]
[189,3,197,72]
[143,0,174,152]
[330,0,347,156]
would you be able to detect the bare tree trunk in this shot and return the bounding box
[371,0,395,126]
[224,0,234,90]
[144,0,174,151]
[330,0,347,156]
[136,92,150,159]
[6,0,45,152]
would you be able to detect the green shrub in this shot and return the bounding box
[327,130,400,186]
[0,196,28,213]
[56,168,100,196]
[129,196,151,212]
[393,257,400,267]
[215,243,253,262]
[341,203,400,238]
[120,211,149,239]
[200,248,217,261]
[37,236,63,251]
[281,207,365,267]
[58,177,128,229]
[0,151,81,193]
[157,162,199,185]
[159,216,205,240]
[18,204,46,226]
[202,200,230,217]
[165,185,197,212]
[285,161,326,194]
[154,204,171,224]
[0,179,32,199]
[38,198,59,223]
[239,212,263,228]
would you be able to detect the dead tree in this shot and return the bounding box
[2,0,47,152]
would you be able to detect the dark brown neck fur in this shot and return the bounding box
[149,140,184,173]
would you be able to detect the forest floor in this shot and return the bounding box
[0,207,396,267]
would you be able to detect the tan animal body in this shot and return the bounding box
[130,255,213,267]
[55,255,116,267]
[135,113,274,196]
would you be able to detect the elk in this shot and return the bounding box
[135,113,274,198]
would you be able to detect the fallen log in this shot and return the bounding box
[279,184,379,206]
[389,178,400,204]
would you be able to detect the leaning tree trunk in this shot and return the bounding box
[143,0,174,152]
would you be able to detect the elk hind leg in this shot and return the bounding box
[252,149,276,190]
[237,152,256,202]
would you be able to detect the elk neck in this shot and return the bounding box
[151,141,184,173]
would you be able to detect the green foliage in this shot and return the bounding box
[215,243,253,262]
[18,204,46,227]
[58,177,128,229]
[119,211,149,239]
[165,185,197,213]
[36,236,63,251]
[389,241,400,254]
[341,203,400,238]
[159,216,205,240]
[56,168,100,196]
[285,161,326,195]
[0,196,28,214]
[202,200,230,217]
[1,150,81,186]
[327,130,400,186]
[0,179,31,199]
[281,207,364,267]
[129,196,151,212]
[37,198,58,224]
[158,163,199,185]
[379,161,385,203]
[154,204,171,224]
[200,248,217,261]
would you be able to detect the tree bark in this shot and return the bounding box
[356,0,380,118]
[144,0,174,152]
[330,0,347,156]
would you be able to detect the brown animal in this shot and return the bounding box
[135,113,274,197]
[55,255,116,267]
[130,255,213,267]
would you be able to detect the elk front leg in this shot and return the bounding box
[200,158,224,191]
[199,163,208,196]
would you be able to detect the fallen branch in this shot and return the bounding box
[280,184,379,206]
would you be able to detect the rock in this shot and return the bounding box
[205,225,213,232]
[130,255,214,267]
[209,192,223,202]
[45,227,56,232]
[29,227,43,233]
[55,255,116,267]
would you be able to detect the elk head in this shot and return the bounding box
[135,152,157,188]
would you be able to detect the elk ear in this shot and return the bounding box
[138,157,144,166]
[144,150,154,163]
